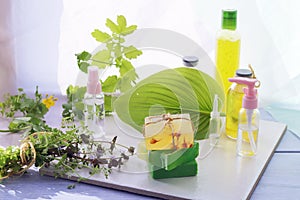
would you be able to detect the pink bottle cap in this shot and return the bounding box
[228,77,258,109]
[87,66,101,94]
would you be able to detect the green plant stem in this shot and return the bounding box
[0,125,32,133]
[90,59,113,66]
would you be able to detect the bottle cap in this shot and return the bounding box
[183,56,199,67]
[236,69,252,77]
[228,77,258,109]
[222,9,237,30]
[87,66,101,94]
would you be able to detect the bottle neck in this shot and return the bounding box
[222,18,236,30]
[242,97,257,110]
[85,92,103,99]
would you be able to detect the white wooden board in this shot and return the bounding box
[40,117,287,200]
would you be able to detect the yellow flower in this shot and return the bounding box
[42,95,58,109]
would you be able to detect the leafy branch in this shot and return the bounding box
[64,15,142,118]
[0,124,135,181]
[0,87,55,135]
[0,96,135,181]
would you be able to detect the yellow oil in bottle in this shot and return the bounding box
[225,83,244,139]
[216,35,240,94]
[237,124,259,157]
[241,126,258,143]
[225,69,253,139]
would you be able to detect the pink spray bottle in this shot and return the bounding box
[228,77,259,157]
[84,66,105,139]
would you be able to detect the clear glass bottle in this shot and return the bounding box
[216,9,241,95]
[237,108,260,156]
[84,66,105,139]
[226,69,252,139]
[228,77,259,157]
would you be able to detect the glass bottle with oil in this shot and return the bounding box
[228,77,260,157]
[215,9,241,95]
[226,69,252,139]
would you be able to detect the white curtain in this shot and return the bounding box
[0,0,63,96]
[1,0,300,131]
[0,0,16,100]
[57,0,300,108]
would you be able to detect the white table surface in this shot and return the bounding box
[0,97,299,200]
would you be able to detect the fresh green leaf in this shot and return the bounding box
[124,46,143,59]
[91,49,112,68]
[114,67,224,140]
[91,29,111,43]
[117,62,137,93]
[76,51,92,73]
[106,43,113,51]
[106,18,119,34]
[121,25,137,36]
[119,59,134,77]
[117,73,136,92]
[102,75,119,113]
[68,15,142,116]
[117,15,127,32]
[8,119,30,132]
[114,44,122,58]
[104,95,113,114]
[66,85,86,102]
[119,38,125,43]
[79,62,90,73]
[76,51,92,62]
[102,75,118,93]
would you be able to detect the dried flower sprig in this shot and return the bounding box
[0,123,135,181]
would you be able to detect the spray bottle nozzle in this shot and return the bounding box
[87,66,101,95]
[228,77,258,110]
[209,94,221,147]
[211,94,220,118]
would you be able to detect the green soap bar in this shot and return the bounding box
[149,142,199,171]
[151,159,198,179]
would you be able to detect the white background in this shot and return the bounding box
[1,0,300,109]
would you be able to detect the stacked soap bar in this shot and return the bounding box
[151,160,198,179]
[144,114,199,179]
[149,142,199,170]
[149,142,199,179]
[144,113,194,150]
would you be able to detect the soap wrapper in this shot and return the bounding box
[143,113,194,150]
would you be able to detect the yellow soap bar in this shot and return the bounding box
[144,114,194,150]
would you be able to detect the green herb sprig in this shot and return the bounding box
[0,112,135,181]
[62,85,86,120]
[0,87,54,134]
[63,15,142,118]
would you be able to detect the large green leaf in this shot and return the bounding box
[114,67,224,140]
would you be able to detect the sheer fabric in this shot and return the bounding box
[1,0,299,130]
[0,0,16,100]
